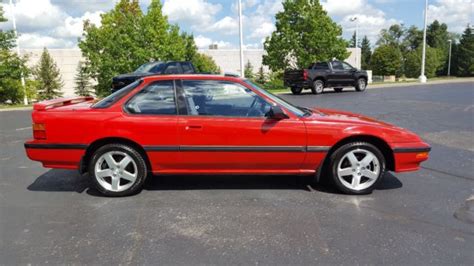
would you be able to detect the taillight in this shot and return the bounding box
[303,69,308,80]
[33,123,46,140]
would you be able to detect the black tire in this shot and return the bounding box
[355,78,367,92]
[328,142,386,195]
[89,143,148,197]
[312,80,324,94]
[334,88,343,93]
[290,87,303,95]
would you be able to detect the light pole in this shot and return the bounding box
[447,39,452,76]
[419,0,428,83]
[238,0,245,78]
[9,0,28,105]
[350,17,359,69]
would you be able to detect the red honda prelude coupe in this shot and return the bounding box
[25,75,431,196]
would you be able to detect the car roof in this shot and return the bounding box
[141,74,244,83]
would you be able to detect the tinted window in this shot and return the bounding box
[331,61,344,70]
[182,80,271,117]
[125,80,177,115]
[92,80,142,109]
[164,63,180,74]
[342,62,354,70]
[314,62,329,70]
[182,63,194,74]
[135,62,164,73]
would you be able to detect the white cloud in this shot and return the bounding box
[2,0,66,32]
[54,11,103,38]
[19,33,75,48]
[428,0,473,33]
[50,0,115,14]
[195,34,232,49]
[163,0,222,29]
[208,16,238,34]
[249,21,275,38]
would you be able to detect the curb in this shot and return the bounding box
[0,107,33,112]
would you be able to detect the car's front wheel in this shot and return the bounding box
[355,78,367,92]
[89,143,148,197]
[329,142,385,194]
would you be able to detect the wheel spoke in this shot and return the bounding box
[347,152,359,167]
[119,156,132,169]
[362,169,378,180]
[351,174,361,188]
[96,169,112,179]
[121,170,137,182]
[338,168,353,177]
[361,153,375,166]
[104,153,117,168]
[111,176,120,191]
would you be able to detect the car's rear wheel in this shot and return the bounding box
[89,144,147,197]
[334,88,343,93]
[290,87,302,95]
[312,80,324,94]
[355,78,367,92]
[329,142,385,194]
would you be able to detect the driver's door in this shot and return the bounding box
[176,79,307,172]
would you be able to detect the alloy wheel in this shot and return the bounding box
[336,148,380,191]
[94,151,138,192]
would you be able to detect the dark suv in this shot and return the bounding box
[111,61,196,93]
[284,61,368,95]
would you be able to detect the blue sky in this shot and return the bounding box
[0,0,472,49]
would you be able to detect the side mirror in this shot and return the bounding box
[266,105,289,120]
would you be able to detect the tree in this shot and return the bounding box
[0,4,31,104]
[360,36,371,70]
[456,26,474,76]
[349,31,357,48]
[403,25,423,51]
[79,0,194,96]
[256,66,267,85]
[370,45,402,76]
[244,60,254,79]
[377,24,405,48]
[74,61,93,96]
[263,0,349,71]
[34,48,63,100]
[404,46,442,78]
[192,53,220,73]
[427,20,449,50]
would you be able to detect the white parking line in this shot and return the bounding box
[15,127,31,131]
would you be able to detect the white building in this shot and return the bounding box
[22,48,361,97]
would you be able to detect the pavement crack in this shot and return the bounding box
[421,166,474,181]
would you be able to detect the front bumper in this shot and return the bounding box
[391,142,431,172]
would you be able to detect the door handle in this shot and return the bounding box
[185,125,203,131]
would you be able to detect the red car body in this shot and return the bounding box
[25,75,430,178]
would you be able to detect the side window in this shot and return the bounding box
[164,63,180,74]
[182,63,194,74]
[125,80,177,115]
[182,80,272,117]
[331,61,344,70]
[342,62,354,70]
[314,62,329,70]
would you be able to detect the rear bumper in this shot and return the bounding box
[24,141,86,170]
[391,143,431,172]
[284,80,310,88]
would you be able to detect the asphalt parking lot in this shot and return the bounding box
[1,82,473,265]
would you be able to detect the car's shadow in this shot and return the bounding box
[27,169,403,196]
[279,89,358,96]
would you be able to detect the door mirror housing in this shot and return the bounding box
[266,105,289,120]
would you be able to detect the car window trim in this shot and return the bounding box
[122,79,180,116]
[177,79,274,119]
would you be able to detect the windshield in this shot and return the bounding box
[244,80,308,117]
[134,62,164,73]
[92,80,143,109]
